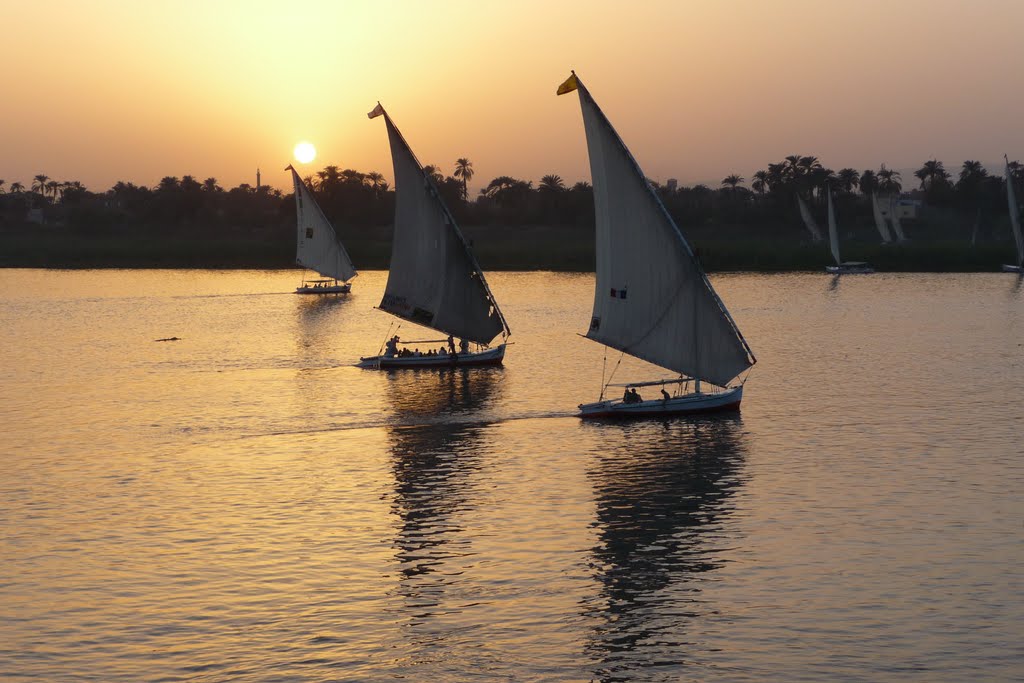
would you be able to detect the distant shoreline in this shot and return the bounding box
[0,225,1017,273]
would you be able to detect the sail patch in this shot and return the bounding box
[609,287,627,299]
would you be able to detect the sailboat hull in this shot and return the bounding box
[357,344,506,369]
[578,385,743,419]
[1001,264,1023,273]
[296,282,352,294]
[825,262,874,274]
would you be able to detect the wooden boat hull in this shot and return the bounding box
[357,343,506,369]
[826,263,874,274]
[296,283,351,294]
[579,385,743,419]
[1001,264,1023,273]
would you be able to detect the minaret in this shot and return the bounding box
[256,167,261,191]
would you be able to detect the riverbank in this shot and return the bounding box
[0,224,1016,272]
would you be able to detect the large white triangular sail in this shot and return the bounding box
[566,75,755,388]
[371,105,508,344]
[889,196,907,242]
[1006,157,1023,268]
[827,190,842,266]
[797,195,824,241]
[288,166,357,281]
[871,193,894,243]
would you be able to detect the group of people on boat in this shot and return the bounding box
[383,334,471,359]
[621,386,673,404]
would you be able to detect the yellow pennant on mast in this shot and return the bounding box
[556,72,578,96]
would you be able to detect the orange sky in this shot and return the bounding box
[3,0,1023,195]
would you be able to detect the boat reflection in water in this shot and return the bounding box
[380,368,502,668]
[581,415,749,681]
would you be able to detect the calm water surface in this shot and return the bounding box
[1,270,1021,681]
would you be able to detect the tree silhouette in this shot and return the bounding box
[877,164,902,193]
[836,168,860,195]
[32,174,50,201]
[453,158,474,202]
[539,174,565,192]
[751,170,769,195]
[721,174,744,190]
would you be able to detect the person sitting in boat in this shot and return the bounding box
[622,388,641,404]
[439,346,447,356]
[459,338,470,354]
[384,335,399,358]
[661,388,671,401]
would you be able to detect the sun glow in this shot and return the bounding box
[293,142,316,164]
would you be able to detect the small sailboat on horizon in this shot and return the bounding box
[287,165,357,294]
[825,188,873,274]
[357,103,510,369]
[558,72,756,418]
[1002,155,1023,273]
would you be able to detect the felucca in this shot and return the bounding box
[357,103,510,369]
[287,165,357,294]
[825,188,873,274]
[1002,155,1023,273]
[558,72,756,418]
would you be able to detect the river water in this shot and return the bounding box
[1,269,1021,682]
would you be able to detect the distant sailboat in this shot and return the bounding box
[287,165,357,294]
[797,195,824,242]
[871,192,894,244]
[1002,155,1023,273]
[825,188,873,274]
[558,72,756,418]
[357,103,510,369]
[889,196,908,242]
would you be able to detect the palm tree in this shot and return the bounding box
[453,158,474,202]
[914,159,950,191]
[721,174,744,190]
[46,180,61,202]
[859,170,879,196]
[365,171,385,190]
[422,165,445,185]
[0,179,5,194]
[32,174,49,197]
[877,164,902,194]
[10,182,25,194]
[539,174,565,192]
[751,170,769,195]
[836,168,860,195]
[202,178,222,193]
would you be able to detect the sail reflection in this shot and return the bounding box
[293,294,350,366]
[382,369,501,660]
[582,416,748,682]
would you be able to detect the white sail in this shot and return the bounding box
[372,107,507,344]
[872,193,894,243]
[1006,157,1024,267]
[567,76,754,387]
[827,190,841,266]
[889,196,907,242]
[288,166,357,282]
[797,195,824,241]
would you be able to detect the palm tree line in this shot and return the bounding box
[2,155,1021,235]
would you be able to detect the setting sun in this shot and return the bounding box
[294,142,316,164]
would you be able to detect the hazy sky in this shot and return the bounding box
[3,0,1022,194]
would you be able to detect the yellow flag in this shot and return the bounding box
[556,73,578,96]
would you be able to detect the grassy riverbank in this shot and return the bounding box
[0,223,1017,272]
